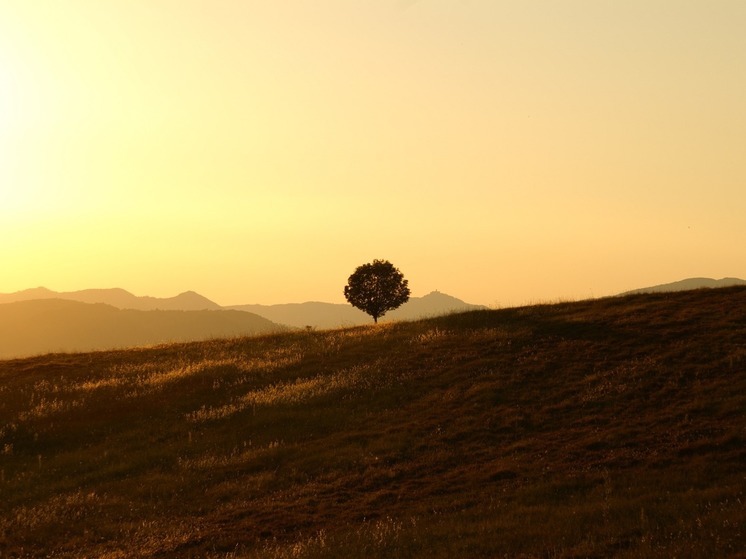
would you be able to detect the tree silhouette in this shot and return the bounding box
[344,260,411,323]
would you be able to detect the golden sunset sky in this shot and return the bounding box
[1,1,744,307]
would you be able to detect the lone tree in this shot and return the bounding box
[344,259,411,323]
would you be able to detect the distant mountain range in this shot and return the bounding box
[620,277,746,296]
[0,287,485,328]
[0,287,221,311]
[0,287,486,358]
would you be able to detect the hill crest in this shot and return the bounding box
[620,276,746,295]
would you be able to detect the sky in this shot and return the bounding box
[1,0,745,307]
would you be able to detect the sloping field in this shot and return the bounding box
[1,287,744,557]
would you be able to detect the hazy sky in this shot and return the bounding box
[1,1,744,307]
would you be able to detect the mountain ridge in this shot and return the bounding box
[620,276,746,295]
[0,287,486,328]
[0,287,223,311]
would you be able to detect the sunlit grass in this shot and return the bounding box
[186,360,392,423]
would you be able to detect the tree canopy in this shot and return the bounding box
[343,260,410,323]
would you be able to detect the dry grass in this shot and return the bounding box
[0,287,745,557]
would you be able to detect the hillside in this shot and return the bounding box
[1,287,744,557]
[0,299,284,359]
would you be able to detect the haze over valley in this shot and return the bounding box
[0,286,485,358]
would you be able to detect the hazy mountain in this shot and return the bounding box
[0,287,222,311]
[227,301,369,330]
[228,291,487,329]
[387,291,487,321]
[0,299,284,359]
[621,277,746,296]
[0,287,485,355]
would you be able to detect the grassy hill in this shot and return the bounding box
[1,287,744,558]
